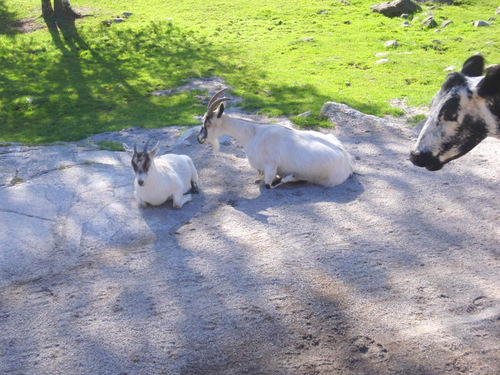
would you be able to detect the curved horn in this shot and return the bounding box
[207,88,227,110]
[207,97,231,115]
[143,139,150,154]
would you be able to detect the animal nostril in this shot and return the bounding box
[138,180,144,186]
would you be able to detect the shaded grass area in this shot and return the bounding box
[0,0,499,143]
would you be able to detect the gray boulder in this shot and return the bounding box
[422,16,437,28]
[370,0,421,18]
[474,20,491,27]
[440,20,452,28]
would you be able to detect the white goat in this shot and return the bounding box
[197,89,353,188]
[123,140,199,208]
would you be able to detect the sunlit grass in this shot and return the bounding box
[0,0,498,143]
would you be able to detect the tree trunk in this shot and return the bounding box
[41,0,54,21]
[50,0,81,20]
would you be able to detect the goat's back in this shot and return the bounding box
[249,124,353,186]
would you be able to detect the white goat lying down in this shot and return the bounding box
[198,88,354,188]
[123,140,199,209]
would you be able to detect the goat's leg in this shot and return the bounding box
[264,165,279,189]
[172,192,192,209]
[271,174,300,188]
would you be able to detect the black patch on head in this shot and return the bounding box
[217,103,225,118]
[132,152,151,173]
[438,96,460,122]
[442,72,467,92]
[439,115,488,163]
[461,55,485,77]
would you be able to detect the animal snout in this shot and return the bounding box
[137,179,145,186]
[198,127,207,144]
[410,150,443,171]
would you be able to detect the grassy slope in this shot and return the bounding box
[0,0,498,143]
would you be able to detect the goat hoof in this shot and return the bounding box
[265,184,271,189]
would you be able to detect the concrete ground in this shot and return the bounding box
[0,101,499,375]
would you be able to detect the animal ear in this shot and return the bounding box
[217,103,225,118]
[477,65,500,98]
[442,72,467,92]
[149,141,160,158]
[461,55,484,77]
[123,143,134,156]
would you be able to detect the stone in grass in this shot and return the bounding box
[422,16,437,28]
[123,12,133,17]
[376,58,390,64]
[440,20,452,28]
[370,0,421,18]
[496,6,500,15]
[402,21,412,27]
[114,18,125,23]
[384,40,400,48]
[297,111,312,117]
[444,66,455,72]
[474,20,490,27]
[102,20,112,27]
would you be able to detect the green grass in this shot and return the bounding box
[0,0,499,143]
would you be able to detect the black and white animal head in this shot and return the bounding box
[197,88,231,154]
[123,140,159,186]
[410,55,500,171]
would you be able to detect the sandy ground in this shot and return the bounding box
[0,97,499,374]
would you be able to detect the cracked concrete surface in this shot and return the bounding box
[0,107,499,375]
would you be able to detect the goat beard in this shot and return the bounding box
[210,139,220,155]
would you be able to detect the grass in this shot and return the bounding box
[0,0,499,143]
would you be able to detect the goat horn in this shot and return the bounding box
[207,88,227,110]
[143,139,150,154]
[134,144,138,155]
[207,97,231,114]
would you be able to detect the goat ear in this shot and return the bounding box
[217,103,225,118]
[123,143,134,156]
[461,55,484,77]
[149,141,160,158]
[477,65,500,98]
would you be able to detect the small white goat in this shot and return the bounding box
[123,140,199,209]
[198,89,353,188]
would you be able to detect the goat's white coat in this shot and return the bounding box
[200,112,353,187]
[124,143,199,209]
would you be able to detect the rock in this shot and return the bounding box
[497,6,500,15]
[375,52,389,57]
[440,20,452,28]
[113,18,125,23]
[474,20,490,27]
[370,0,421,18]
[430,39,442,44]
[123,12,133,17]
[301,37,314,42]
[422,16,437,28]
[101,20,112,27]
[384,40,400,48]
[444,66,455,72]
[376,58,390,64]
[485,41,495,45]
[488,17,497,21]
[401,13,409,19]
[402,20,412,27]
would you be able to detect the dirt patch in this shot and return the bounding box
[8,18,44,34]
